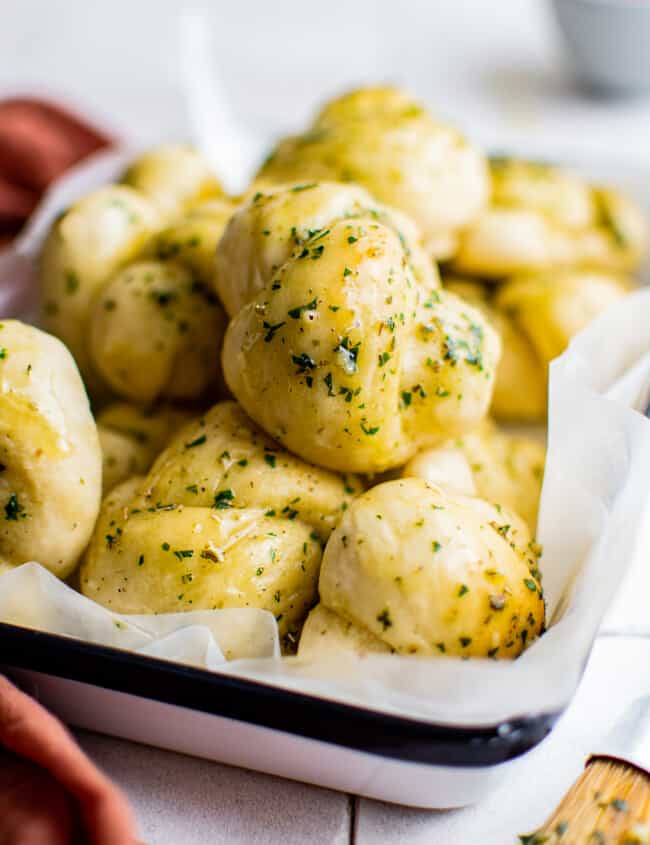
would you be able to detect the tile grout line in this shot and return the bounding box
[348,794,358,845]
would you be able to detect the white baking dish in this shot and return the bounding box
[1,151,650,808]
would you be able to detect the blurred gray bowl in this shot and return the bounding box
[552,0,650,94]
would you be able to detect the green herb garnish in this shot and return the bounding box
[376,608,392,630]
[4,493,26,521]
[213,489,235,509]
[288,298,318,319]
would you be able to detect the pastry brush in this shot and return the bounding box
[519,696,650,844]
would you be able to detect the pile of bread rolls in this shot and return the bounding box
[1,87,646,660]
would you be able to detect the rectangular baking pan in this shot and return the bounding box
[1,150,646,809]
[0,621,560,808]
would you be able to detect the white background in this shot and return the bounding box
[2,0,649,163]
[3,1,650,842]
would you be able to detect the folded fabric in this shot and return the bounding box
[0,97,112,242]
[0,674,139,844]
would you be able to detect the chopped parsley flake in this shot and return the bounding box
[213,489,235,509]
[422,290,441,308]
[65,270,79,294]
[4,493,26,521]
[292,352,316,373]
[376,608,392,630]
[334,336,360,373]
[290,183,318,192]
[361,422,380,435]
[288,298,318,319]
[263,320,286,342]
[151,290,176,307]
[443,327,484,370]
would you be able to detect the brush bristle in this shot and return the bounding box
[518,759,650,844]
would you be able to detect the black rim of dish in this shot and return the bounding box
[0,622,560,767]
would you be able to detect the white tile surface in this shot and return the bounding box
[75,637,650,843]
[75,730,351,845]
[355,636,650,844]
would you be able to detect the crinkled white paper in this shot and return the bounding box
[0,563,279,664]
[2,152,650,727]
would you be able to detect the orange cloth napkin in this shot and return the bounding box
[0,103,132,842]
[0,97,113,248]
[0,96,113,318]
[0,675,139,844]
